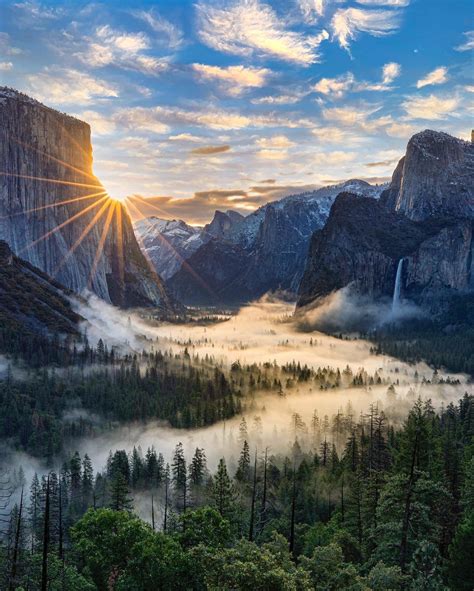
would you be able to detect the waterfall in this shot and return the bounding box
[392,258,404,312]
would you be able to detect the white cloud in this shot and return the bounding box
[196,0,329,65]
[455,31,474,52]
[168,133,204,142]
[257,149,288,160]
[356,0,410,5]
[382,62,401,84]
[402,94,459,120]
[355,61,401,91]
[133,9,184,49]
[298,0,327,23]
[252,94,303,105]
[323,103,381,125]
[331,7,401,52]
[113,105,314,133]
[0,32,23,55]
[416,66,448,89]
[14,1,64,21]
[74,25,169,76]
[256,135,295,148]
[312,73,355,98]
[313,151,356,165]
[313,62,401,97]
[25,67,118,105]
[310,126,368,145]
[192,63,271,96]
[75,110,116,135]
[385,121,417,138]
[0,62,13,71]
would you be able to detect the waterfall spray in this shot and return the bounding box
[392,258,404,313]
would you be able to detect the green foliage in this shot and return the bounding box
[447,510,474,591]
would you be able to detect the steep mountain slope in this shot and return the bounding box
[297,130,474,310]
[134,217,205,280]
[0,87,174,311]
[0,239,81,336]
[161,180,384,305]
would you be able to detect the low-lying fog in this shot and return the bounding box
[67,294,470,473]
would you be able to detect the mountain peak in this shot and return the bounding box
[386,129,474,221]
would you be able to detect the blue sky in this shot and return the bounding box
[0,0,472,223]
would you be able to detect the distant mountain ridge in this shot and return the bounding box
[135,179,385,305]
[0,87,175,311]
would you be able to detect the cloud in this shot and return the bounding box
[168,133,204,142]
[74,110,116,135]
[256,135,295,148]
[14,1,64,23]
[113,105,314,133]
[313,63,401,97]
[364,149,401,168]
[257,149,288,160]
[313,151,357,165]
[0,32,23,55]
[355,61,401,91]
[356,0,410,5]
[385,121,418,138]
[402,94,459,120]
[312,73,355,98]
[24,67,118,105]
[0,62,13,71]
[251,93,304,105]
[132,9,184,49]
[310,125,369,146]
[190,144,231,155]
[455,30,474,52]
[74,25,170,76]
[126,183,322,223]
[416,66,448,89]
[323,103,381,126]
[331,7,402,52]
[382,61,401,84]
[298,0,327,23]
[192,63,271,96]
[196,0,329,65]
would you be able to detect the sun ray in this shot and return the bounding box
[2,132,99,181]
[0,190,107,220]
[126,194,174,219]
[125,197,220,303]
[53,197,112,277]
[114,201,125,288]
[88,200,117,290]
[0,171,103,190]
[19,194,109,254]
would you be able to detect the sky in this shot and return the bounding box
[0,0,472,224]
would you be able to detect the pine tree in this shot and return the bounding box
[172,443,187,512]
[235,440,251,482]
[212,458,235,520]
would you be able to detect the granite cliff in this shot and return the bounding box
[298,131,474,311]
[0,88,174,311]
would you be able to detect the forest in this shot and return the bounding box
[0,395,473,590]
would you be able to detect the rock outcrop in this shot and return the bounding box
[0,87,174,311]
[382,130,474,220]
[297,130,474,311]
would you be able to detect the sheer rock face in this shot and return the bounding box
[382,130,474,221]
[297,131,474,310]
[0,88,174,311]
